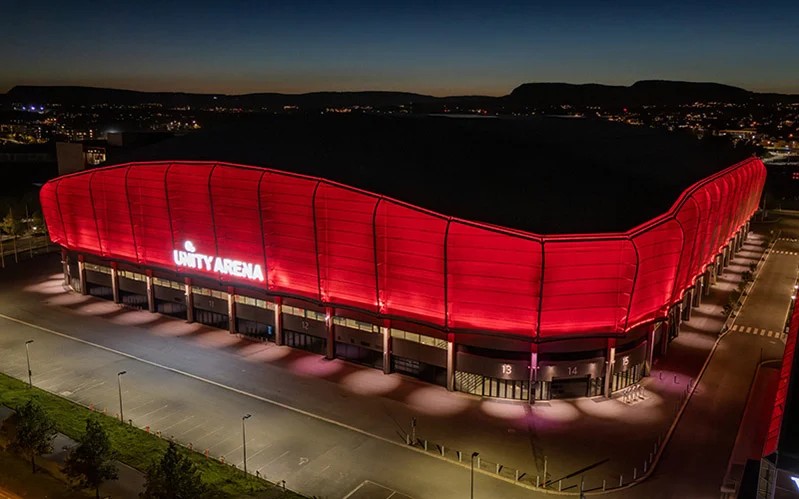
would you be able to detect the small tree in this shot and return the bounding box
[64,418,118,499]
[10,399,57,473]
[141,441,206,499]
[0,208,21,236]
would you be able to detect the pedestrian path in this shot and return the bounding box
[729,324,787,342]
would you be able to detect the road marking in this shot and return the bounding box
[160,415,195,433]
[343,481,370,499]
[262,450,291,467]
[730,325,739,332]
[0,312,541,491]
[745,327,752,333]
[768,331,774,337]
[138,404,169,420]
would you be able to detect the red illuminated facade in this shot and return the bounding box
[40,158,766,401]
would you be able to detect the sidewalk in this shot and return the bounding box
[0,406,144,499]
[0,234,767,494]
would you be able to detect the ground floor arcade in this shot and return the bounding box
[60,222,751,403]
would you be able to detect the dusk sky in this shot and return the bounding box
[2,0,798,96]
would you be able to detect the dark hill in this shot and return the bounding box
[5,80,797,109]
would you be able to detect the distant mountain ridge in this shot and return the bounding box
[3,80,797,109]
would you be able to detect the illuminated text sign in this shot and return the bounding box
[173,241,265,282]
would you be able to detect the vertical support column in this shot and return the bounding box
[446,332,455,392]
[692,278,702,308]
[681,291,692,321]
[724,244,731,267]
[274,296,284,346]
[77,255,87,295]
[227,287,236,334]
[145,271,155,313]
[604,338,616,398]
[184,278,194,323]
[645,324,656,375]
[61,249,69,287]
[528,343,539,404]
[381,320,391,375]
[673,304,682,338]
[716,256,723,277]
[705,266,715,289]
[660,319,669,356]
[324,306,334,360]
[110,262,120,304]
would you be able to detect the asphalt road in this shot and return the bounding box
[603,227,796,498]
[0,227,792,498]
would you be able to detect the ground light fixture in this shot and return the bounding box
[24,340,34,388]
[117,371,127,422]
[242,414,252,474]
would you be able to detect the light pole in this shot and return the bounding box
[117,371,126,422]
[242,414,252,474]
[470,451,479,499]
[25,340,33,388]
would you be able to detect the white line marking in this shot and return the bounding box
[745,327,752,333]
[768,331,774,337]
[262,449,290,467]
[342,480,369,499]
[0,312,536,490]
[760,329,767,336]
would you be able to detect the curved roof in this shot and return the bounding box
[40,157,765,340]
[107,114,754,234]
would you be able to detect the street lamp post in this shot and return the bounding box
[242,414,252,474]
[25,340,34,388]
[117,371,127,422]
[470,451,479,499]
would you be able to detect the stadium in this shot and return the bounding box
[39,115,766,401]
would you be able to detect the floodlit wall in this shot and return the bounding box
[40,158,766,340]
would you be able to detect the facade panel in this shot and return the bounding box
[41,158,766,341]
[446,221,541,335]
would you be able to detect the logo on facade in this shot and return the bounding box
[173,241,265,282]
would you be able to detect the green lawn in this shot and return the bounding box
[0,373,305,498]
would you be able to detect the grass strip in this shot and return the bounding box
[0,372,305,498]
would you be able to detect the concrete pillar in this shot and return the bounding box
[681,292,692,321]
[184,278,194,323]
[227,288,236,334]
[324,306,334,360]
[61,249,69,287]
[604,339,616,397]
[645,324,656,375]
[381,320,392,374]
[274,296,283,345]
[724,244,731,267]
[446,333,455,392]
[78,256,87,295]
[145,272,155,313]
[692,278,702,307]
[704,268,714,292]
[528,344,539,404]
[110,263,120,304]
[716,256,723,277]
[660,320,669,356]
